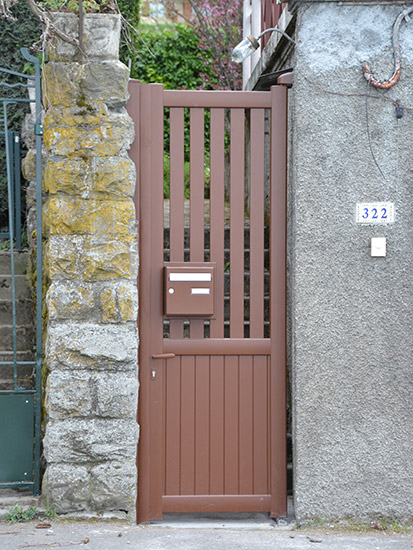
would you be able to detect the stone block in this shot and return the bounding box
[43,61,129,109]
[26,208,37,249]
[47,281,96,321]
[45,370,92,420]
[115,281,138,322]
[21,113,35,150]
[45,370,138,420]
[45,321,138,371]
[44,155,135,199]
[26,180,37,208]
[43,197,136,240]
[42,463,90,512]
[81,238,138,281]
[92,156,136,198]
[93,371,138,418]
[98,282,137,323]
[43,460,136,516]
[42,63,82,109]
[44,236,138,282]
[43,106,134,157]
[22,149,36,181]
[44,157,90,196]
[47,280,137,323]
[43,418,139,463]
[98,287,117,322]
[89,460,137,514]
[47,14,121,62]
[44,237,78,280]
[81,61,129,107]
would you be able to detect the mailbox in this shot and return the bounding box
[164,263,215,318]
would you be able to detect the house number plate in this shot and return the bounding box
[356,202,394,224]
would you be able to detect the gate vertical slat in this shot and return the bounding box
[137,82,151,521]
[169,108,185,338]
[229,109,245,338]
[209,109,225,338]
[137,83,165,522]
[137,81,153,521]
[269,85,287,517]
[253,356,269,493]
[149,83,166,518]
[194,355,210,493]
[164,356,181,494]
[209,355,225,493]
[180,355,196,493]
[224,355,239,493]
[189,108,205,339]
[249,109,265,338]
[239,355,254,492]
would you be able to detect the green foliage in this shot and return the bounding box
[117,0,140,22]
[5,504,38,523]
[39,0,118,13]
[163,154,191,199]
[43,501,58,519]
[118,0,141,69]
[0,239,11,250]
[0,1,40,124]
[130,24,217,163]
[0,0,41,231]
[130,23,216,90]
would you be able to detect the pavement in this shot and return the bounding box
[0,514,412,550]
[0,492,412,550]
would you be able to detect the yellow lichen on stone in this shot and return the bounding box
[43,107,134,158]
[117,282,137,322]
[43,197,136,240]
[82,239,137,281]
[44,158,90,196]
[42,63,82,109]
[93,157,135,198]
[44,156,135,199]
[99,287,117,322]
[22,150,37,181]
[43,237,137,281]
[43,239,78,280]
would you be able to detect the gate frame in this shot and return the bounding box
[0,48,43,495]
[128,81,287,523]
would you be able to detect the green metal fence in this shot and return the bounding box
[0,48,42,495]
[0,130,22,248]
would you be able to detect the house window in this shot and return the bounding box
[150,1,165,18]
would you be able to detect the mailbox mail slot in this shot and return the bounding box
[164,263,215,318]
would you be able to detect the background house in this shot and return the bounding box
[141,0,192,24]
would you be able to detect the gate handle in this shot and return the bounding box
[152,353,176,360]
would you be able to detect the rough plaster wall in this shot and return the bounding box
[292,2,413,521]
[41,14,139,520]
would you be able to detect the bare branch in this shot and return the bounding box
[113,0,156,58]
[0,0,17,19]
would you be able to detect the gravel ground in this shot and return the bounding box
[0,518,412,550]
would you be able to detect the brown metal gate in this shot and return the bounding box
[127,82,287,523]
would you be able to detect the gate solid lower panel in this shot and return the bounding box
[163,354,271,508]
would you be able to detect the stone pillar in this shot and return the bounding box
[288,1,413,522]
[41,14,139,519]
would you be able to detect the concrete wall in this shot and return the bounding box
[291,1,412,521]
[40,14,139,520]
